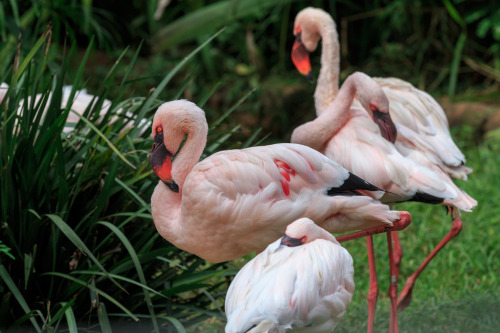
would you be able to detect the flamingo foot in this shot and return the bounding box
[397,216,463,311]
[397,275,415,311]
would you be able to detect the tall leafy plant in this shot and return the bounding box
[0,26,254,332]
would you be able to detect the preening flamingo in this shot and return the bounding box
[291,7,471,180]
[291,5,476,317]
[291,70,476,331]
[149,99,408,263]
[225,217,355,333]
[225,213,412,333]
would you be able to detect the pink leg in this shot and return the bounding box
[386,232,399,333]
[397,215,463,311]
[391,231,403,278]
[337,212,412,243]
[366,236,378,333]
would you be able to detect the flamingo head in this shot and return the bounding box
[291,7,334,82]
[150,100,206,193]
[352,72,398,143]
[150,123,179,192]
[280,217,337,247]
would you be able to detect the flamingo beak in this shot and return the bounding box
[373,111,397,144]
[280,234,305,247]
[150,132,179,193]
[291,33,313,82]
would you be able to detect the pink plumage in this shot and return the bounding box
[150,99,403,263]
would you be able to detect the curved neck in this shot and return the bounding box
[314,20,340,116]
[151,181,184,245]
[172,122,207,193]
[151,121,207,246]
[291,74,356,150]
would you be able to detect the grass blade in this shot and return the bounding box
[98,302,113,333]
[62,303,78,333]
[46,214,128,294]
[98,221,159,331]
[134,27,227,127]
[70,110,136,169]
[73,270,167,299]
[0,265,42,332]
[44,272,139,322]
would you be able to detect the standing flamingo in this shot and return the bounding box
[291,5,475,317]
[149,99,410,263]
[291,71,477,332]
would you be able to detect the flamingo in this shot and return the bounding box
[291,5,476,318]
[0,83,143,133]
[149,99,409,263]
[291,70,476,332]
[225,213,412,333]
[225,217,355,333]
[291,7,471,180]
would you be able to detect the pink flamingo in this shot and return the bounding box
[0,83,144,133]
[225,217,355,333]
[291,70,476,332]
[225,214,411,333]
[291,6,476,329]
[149,99,410,263]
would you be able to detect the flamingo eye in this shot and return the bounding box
[370,104,378,112]
[300,236,307,244]
[156,126,163,134]
[295,26,301,34]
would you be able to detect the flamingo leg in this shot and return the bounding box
[397,214,463,311]
[336,212,412,243]
[366,236,378,333]
[386,232,399,333]
[391,231,403,278]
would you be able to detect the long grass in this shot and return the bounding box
[0,27,256,332]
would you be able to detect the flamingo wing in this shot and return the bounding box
[375,77,471,178]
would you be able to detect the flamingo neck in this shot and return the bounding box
[151,123,207,247]
[314,19,340,116]
[171,130,207,193]
[151,181,184,245]
[291,73,356,151]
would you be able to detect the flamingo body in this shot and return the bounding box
[150,100,401,263]
[225,218,354,333]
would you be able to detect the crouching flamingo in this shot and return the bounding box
[291,69,476,332]
[149,99,410,263]
[225,214,411,333]
[225,217,354,333]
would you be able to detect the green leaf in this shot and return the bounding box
[97,302,113,333]
[0,265,42,332]
[62,303,78,333]
[442,0,466,28]
[153,0,295,51]
[97,221,160,331]
[46,214,128,294]
[44,272,139,322]
[70,110,136,169]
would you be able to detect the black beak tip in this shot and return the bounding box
[305,71,314,83]
[280,234,303,247]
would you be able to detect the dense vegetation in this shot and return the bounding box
[1,0,499,332]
